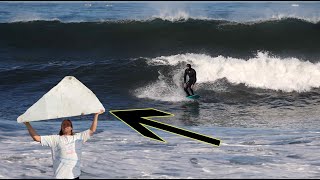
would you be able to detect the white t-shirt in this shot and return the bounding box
[40,129,91,179]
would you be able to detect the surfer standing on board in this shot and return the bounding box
[23,109,105,179]
[184,64,197,96]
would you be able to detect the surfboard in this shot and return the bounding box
[17,76,105,123]
[186,94,200,99]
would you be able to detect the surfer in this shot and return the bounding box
[23,109,105,179]
[183,64,197,96]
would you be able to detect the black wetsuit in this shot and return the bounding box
[184,68,197,96]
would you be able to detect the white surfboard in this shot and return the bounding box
[17,76,105,123]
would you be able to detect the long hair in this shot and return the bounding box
[59,119,75,136]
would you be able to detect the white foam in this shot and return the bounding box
[145,52,320,93]
[134,70,192,102]
[1,125,320,178]
[148,3,210,22]
[10,12,60,23]
[270,14,320,23]
[152,10,190,21]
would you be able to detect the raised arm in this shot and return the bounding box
[24,122,41,142]
[89,109,105,136]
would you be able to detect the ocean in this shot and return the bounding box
[0,1,320,179]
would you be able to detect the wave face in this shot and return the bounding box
[134,52,320,102]
[2,52,320,101]
[1,18,320,61]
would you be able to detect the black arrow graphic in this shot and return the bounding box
[109,108,221,146]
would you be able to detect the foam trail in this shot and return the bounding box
[147,52,320,92]
[134,70,192,102]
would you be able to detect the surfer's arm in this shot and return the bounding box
[184,70,187,83]
[24,122,41,142]
[89,109,105,136]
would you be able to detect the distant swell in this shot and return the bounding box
[1,18,320,61]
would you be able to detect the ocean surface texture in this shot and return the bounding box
[0,2,320,179]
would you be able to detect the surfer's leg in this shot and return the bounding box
[190,87,194,95]
[187,82,194,95]
[184,86,191,96]
[185,82,193,96]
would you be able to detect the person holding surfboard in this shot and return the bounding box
[23,109,105,179]
[183,64,197,97]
